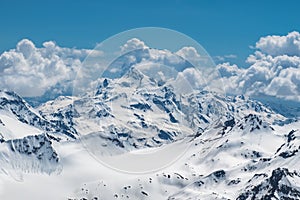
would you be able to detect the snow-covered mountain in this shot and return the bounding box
[0,66,299,199]
[0,90,77,141]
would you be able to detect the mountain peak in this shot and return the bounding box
[123,66,145,81]
[0,90,25,104]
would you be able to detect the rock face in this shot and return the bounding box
[0,134,60,175]
[8,134,59,163]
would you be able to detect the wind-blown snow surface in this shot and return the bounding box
[0,68,299,199]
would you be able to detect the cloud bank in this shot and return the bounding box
[120,38,149,53]
[0,32,300,102]
[256,31,300,56]
[0,39,92,96]
[218,31,300,101]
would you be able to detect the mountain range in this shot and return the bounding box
[0,60,299,199]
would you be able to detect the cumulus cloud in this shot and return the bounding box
[217,62,241,77]
[104,39,196,79]
[0,39,92,97]
[176,47,200,60]
[256,31,300,56]
[119,38,191,68]
[176,66,226,95]
[120,38,149,53]
[218,31,300,101]
[175,46,204,65]
[177,67,205,90]
[265,67,300,98]
[1,32,300,102]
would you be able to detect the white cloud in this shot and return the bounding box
[0,39,92,97]
[177,67,205,89]
[176,67,226,94]
[218,31,300,101]
[103,40,194,80]
[176,46,202,64]
[176,46,216,70]
[217,62,241,77]
[265,67,300,99]
[119,39,191,69]
[120,38,149,53]
[1,32,300,103]
[256,31,300,56]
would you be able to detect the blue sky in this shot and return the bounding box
[0,0,300,66]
